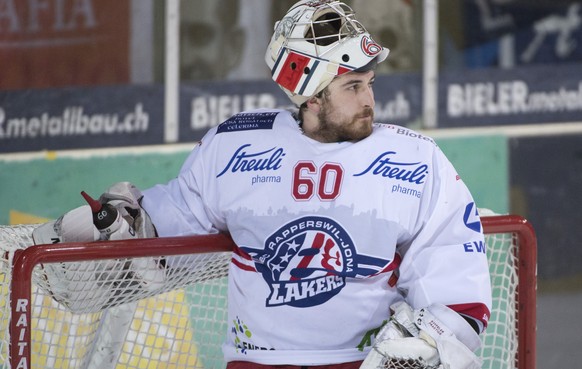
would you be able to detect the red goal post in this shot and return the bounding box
[480,215,537,369]
[1,214,536,369]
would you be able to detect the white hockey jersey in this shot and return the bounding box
[141,108,492,365]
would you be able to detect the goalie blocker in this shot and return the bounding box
[31,182,164,313]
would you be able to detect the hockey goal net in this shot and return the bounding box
[0,214,536,369]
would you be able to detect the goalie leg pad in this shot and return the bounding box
[362,337,440,369]
[360,302,482,369]
[40,259,130,313]
[414,305,482,369]
[40,257,165,314]
[361,302,440,369]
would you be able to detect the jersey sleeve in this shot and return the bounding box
[396,146,492,330]
[141,130,223,237]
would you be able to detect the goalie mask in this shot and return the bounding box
[265,0,389,106]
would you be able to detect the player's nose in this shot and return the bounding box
[361,85,375,108]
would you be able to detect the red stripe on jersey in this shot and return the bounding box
[275,51,310,93]
[231,257,256,272]
[233,245,253,260]
[382,252,402,274]
[447,302,491,329]
[231,245,257,271]
[383,253,402,287]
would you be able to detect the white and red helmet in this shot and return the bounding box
[265,0,389,106]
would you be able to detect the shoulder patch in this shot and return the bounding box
[217,111,279,134]
[375,123,436,146]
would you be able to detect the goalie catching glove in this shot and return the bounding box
[31,182,164,313]
[360,301,482,369]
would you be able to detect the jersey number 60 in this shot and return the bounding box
[292,161,344,201]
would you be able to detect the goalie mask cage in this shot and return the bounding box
[0,214,536,369]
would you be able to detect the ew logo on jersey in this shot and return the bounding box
[463,202,481,233]
[241,216,393,308]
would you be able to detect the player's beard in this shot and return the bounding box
[315,102,375,143]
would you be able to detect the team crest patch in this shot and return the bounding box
[241,216,393,308]
[360,36,382,57]
[217,112,279,134]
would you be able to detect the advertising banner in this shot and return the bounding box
[0,85,164,153]
[0,0,130,90]
[3,64,582,152]
[0,75,420,153]
[439,63,582,127]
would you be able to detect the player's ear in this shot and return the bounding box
[306,95,322,112]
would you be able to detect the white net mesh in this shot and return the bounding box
[0,224,231,369]
[378,357,440,369]
[478,232,519,369]
[0,219,530,369]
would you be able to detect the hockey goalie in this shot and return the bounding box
[28,1,493,368]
